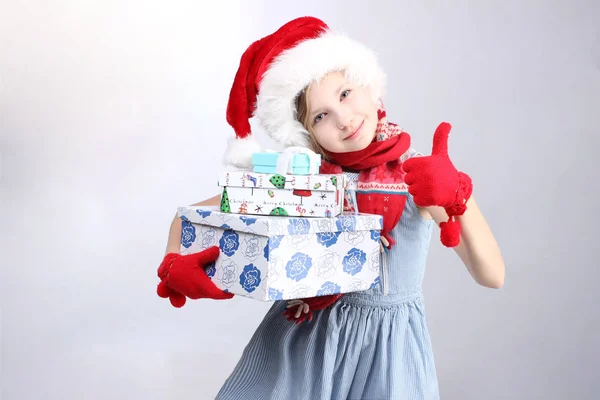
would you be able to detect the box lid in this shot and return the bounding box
[218,171,343,192]
[178,206,383,237]
[252,152,315,167]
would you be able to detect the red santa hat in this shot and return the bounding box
[223,16,386,169]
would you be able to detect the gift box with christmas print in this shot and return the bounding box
[178,206,382,301]
[251,151,321,175]
[218,171,344,218]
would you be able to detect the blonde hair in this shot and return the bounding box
[295,86,329,160]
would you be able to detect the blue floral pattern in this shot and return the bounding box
[345,231,366,246]
[370,249,381,272]
[176,208,382,300]
[219,261,237,287]
[196,209,212,218]
[343,248,367,276]
[239,264,261,293]
[285,252,313,281]
[317,281,341,296]
[240,216,257,226]
[205,261,216,278]
[336,216,357,232]
[219,230,240,257]
[287,219,311,235]
[347,279,366,292]
[264,235,283,261]
[269,235,283,250]
[180,220,196,248]
[316,231,341,248]
[289,235,311,250]
[243,237,261,261]
[316,251,338,279]
[370,276,380,290]
[290,285,311,299]
[370,230,381,242]
[315,219,334,232]
[268,288,283,301]
[200,228,217,249]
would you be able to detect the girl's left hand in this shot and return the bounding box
[402,122,471,211]
[403,122,473,247]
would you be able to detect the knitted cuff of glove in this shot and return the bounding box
[445,172,473,217]
[158,253,179,280]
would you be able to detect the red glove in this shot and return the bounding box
[282,294,343,324]
[157,246,233,308]
[402,122,473,247]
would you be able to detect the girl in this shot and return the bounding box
[157,16,505,399]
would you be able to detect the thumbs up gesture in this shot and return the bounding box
[402,122,473,246]
[402,122,466,209]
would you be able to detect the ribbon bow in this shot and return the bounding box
[275,147,321,175]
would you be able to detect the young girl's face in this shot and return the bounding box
[306,71,379,153]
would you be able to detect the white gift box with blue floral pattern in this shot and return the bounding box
[177,206,383,301]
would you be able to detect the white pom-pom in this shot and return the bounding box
[222,135,263,170]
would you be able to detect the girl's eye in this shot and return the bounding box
[313,113,325,124]
[340,90,350,100]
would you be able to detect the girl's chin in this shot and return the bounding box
[336,143,371,153]
[323,136,373,154]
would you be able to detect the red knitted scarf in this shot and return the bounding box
[319,104,411,248]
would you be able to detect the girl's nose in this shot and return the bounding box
[336,109,353,130]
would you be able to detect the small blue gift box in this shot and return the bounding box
[178,206,383,301]
[252,150,321,175]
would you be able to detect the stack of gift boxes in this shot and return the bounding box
[177,149,383,301]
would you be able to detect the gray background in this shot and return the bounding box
[2,0,599,399]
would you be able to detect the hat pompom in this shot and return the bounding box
[440,218,461,248]
[222,135,263,170]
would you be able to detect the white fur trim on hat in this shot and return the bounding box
[222,135,263,170]
[254,32,386,148]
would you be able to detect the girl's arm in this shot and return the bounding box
[164,194,221,255]
[424,195,505,289]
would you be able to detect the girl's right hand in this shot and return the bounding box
[282,294,343,324]
[156,247,234,308]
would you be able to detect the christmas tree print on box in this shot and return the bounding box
[220,187,231,213]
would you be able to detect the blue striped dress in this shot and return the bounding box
[216,166,440,399]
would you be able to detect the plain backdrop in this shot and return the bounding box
[2,1,599,399]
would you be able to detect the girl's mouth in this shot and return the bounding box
[344,120,364,140]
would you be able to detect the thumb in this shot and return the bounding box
[189,246,220,266]
[431,122,452,156]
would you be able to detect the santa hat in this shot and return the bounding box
[223,16,386,169]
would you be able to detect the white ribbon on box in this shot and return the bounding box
[275,147,321,175]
